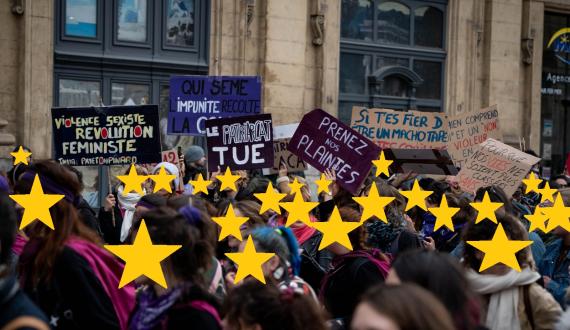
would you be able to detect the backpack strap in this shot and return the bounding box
[2,316,50,330]
[523,285,535,330]
[188,300,221,325]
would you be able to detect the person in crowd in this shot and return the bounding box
[125,193,168,243]
[550,174,570,189]
[151,162,181,196]
[463,211,561,330]
[64,165,102,235]
[320,207,390,326]
[351,284,456,330]
[0,192,49,330]
[128,207,221,330]
[99,165,148,244]
[16,160,135,330]
[222,280,326,330]
[184,145,207,185]
[387,250,481,330]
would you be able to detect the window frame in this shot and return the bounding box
[60,0,103,44]
[112,0,153,49]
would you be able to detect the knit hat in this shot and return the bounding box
[185,145,205,163]
[152,162,180,188]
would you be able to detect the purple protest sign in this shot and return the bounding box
[288,109,380,194]
[168,76,262,136]
[205,114,274,171]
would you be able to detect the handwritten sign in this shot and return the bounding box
[51,105,162,165]
[288,109,380,194]
[161,149,180,165]
[351,107,448,150]
[456,138,540,197]
[447,105,502,168]
[205,114,273,171]
[168,76,262,135]
[263,124,306,175]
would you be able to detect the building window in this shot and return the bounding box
[111,82,150,105]
[65,0,98,38]
[58,79,101,107]
[117,0,148,43]
[165,0,195,47]
[339,0,447,124]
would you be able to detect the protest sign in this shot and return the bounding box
[161,149,180,165]
[205,114,273,171]
[384,149,458,175]
[169,76,262,135]
[288,109,380,194]
[351,107,448,150]
[263,124,307,175]
[456,138,541,197]
[52,105,161,166]
[447,105,502,168]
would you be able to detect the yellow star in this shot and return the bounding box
[428,195,460,232]
[312,207,362,251]
[117,164,147,196]
[543,193,570,233]
[254,182,286,214]
[466,223,533,272]
[352,183,395,222]
[288,177,305,196]
[279,191,318,227]
[538,182,557,203]
[524,206,548,233]
[225,236,275,284]
[10,175,64,230]
[522,172,542,194]
[190,173,212,195]
[315,174,331,195]
[104,220,181,288]
[470,192,503,224]
[211,204,250,241]
[400,180,432,211]
[372,150,393,177]
[10,146,31,166]
[150,166,176,193]
[218,167,240,192]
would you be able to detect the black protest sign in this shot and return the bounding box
[384,149,458,175]
[205,114,273,171]
[52,105,162,166]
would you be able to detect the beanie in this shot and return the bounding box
[185,145,205,163]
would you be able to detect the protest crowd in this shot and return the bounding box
[4,98,570,330]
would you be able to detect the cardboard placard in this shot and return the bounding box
[351,107,448,150]
[288,109,380,194]
[447,105,502,168]
[384,149,458,175]
[51,105,162,166]
[263,124,306,175]
[205,114,273,171]
[161,149,180,165]
[456,138,541,197]
[168,76,262,135]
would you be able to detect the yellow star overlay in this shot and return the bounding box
[315,174,331,194]
[254,182,286,214]
[538,182,557,203]
[466,223,533,272]
[543,193,570,233]
[312,207,362,251]
[372,150,393,177]
[190,173,212,195]
[218,167,240,192]
[288,177,305,196]
[522,172,542,194]
[211,204,250,241]
[470,192,503,224]
[226,236,275,284]
[352,183,395,222]
[400,179,432,211]
[279,190,318,227]
[11,146,31,166]
[428,194,460,232]
[117,164,147,196]
[10,175,64,230]
[524,206,548,233]
[104,220,181,288]
[150,166,176,193]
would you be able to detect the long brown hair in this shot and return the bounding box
[16,160,100,285]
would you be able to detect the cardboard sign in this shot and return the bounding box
[384,149,458,175]
[263,124,306,175]
[161,149,180,165]
[51,105,162,166]
[351,107,448,150]
[456,138,541,197]
[447,105,502,168]
[168,76,262,135]
[288,109,380,194]
[205,114,273,171]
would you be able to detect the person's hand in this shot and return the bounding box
[104,194,116,212]
[324,168,336,182]
[543,275,552,287]
[403,214,415,231]
[423,236,436,251]
[278,161,288,178]
[391,172,416,188]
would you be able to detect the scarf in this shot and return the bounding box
[117,186,143,242]
[11,233,28,256]
[466,268,540,330]
[66,238,135,330]
[292,223,316,245]
[129,286,183,330]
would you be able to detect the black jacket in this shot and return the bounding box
[98,195,124,245]
[0,275,48,329]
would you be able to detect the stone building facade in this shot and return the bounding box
[0,0,569,176]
